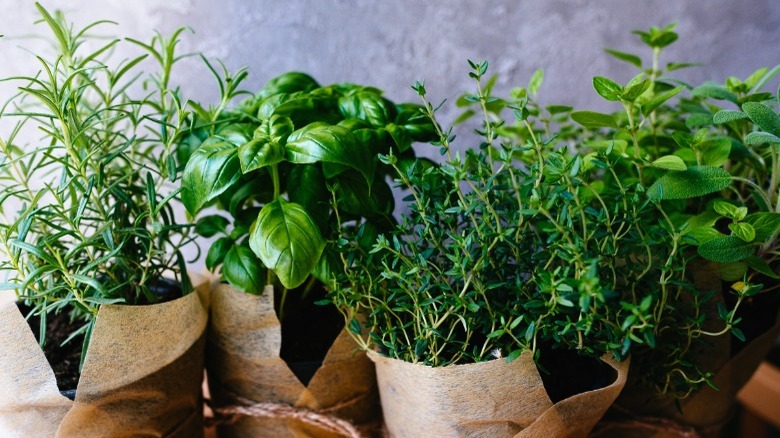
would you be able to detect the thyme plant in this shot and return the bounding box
[0,4,194,365]
[331,62,689,374]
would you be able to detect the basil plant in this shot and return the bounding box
[182,69,435,295]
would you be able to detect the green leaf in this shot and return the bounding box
[743,213,780,242]
[206,237,233,271]
[742,102,780,135]
[287,164,329,231]
[238,115,293,172]
[732,327,746,343]
[691,85,738,104]
[593,76,624,101]
[222,245,266,294]
[642,86,685,117]
[745,132,780,145]
[528,68,544,96]
[336,171,393,218]
[698,236,755,263]
[338,91,395,127]
[249,198,326,289]
[195,215,229,237]
[651,155,687,171]
[728,222,756,242]
[621,74,651,101]
[745,256,780,279]
[285,124,375,187]
[182,139,241,214]
[571,111,619,129]
[713,110,749,125]
[713,200,747,221]
[394,103,436,142]
[604,48,642,68]
[648,166,731,201]
[259,72,320,100]
[697,137,732,167]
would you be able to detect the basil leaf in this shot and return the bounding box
[182,138,241,214]
[249,198,326,289]
[223,245,266,295]
[285,124,375,187]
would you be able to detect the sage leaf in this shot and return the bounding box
[691,85,738,104]
[648,166,731,200]
[745,131,780,145]
[249,198,326,289]
[742,102,780,135]
[712,110,749,125]
[698,236,755,263]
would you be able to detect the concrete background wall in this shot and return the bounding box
[1,0,778,269]
[2,0,778,116]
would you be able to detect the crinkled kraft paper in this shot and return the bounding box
[206,284,379,437]
[369,350,628,438]
[0,274,210,438]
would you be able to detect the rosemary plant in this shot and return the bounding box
[0,4,194,365]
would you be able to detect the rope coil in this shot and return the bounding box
[205,391,365,438]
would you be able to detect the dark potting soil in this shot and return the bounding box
[536,347,617,404]
[16,279,183,397]
[18,303,83,394]
[276,286,344,386]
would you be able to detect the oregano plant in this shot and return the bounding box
[571,23,780,397]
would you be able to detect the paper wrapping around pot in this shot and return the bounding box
[369,350,628,438]
[594,264,780,438]
[206,284,379,437]
[0,275,210,438]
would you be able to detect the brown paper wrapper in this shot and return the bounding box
[369,350,628,438]
[206,284,379,437]
[594,266,780,438]
[0,275,210,438]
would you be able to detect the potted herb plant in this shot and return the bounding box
[562,24,780,436]
[0,4,208,437]
[181,65,435,435]
[329,61,692,437]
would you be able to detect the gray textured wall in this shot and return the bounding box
[2,0,778,117]
[1,0,778,270]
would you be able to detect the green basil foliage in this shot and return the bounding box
[182,69,435,295]
[0,4,195,366]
